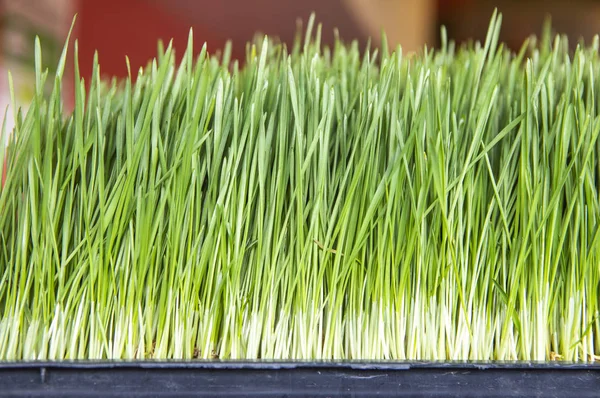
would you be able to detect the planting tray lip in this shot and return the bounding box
[2,360,600,397]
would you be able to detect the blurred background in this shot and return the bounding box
[1,0,600,128]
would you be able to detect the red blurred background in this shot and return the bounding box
[69,0,600,81]
[75,0,432,80]
[3,0,599,89]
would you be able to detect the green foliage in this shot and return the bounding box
[1,12,599,361]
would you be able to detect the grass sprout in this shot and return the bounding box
[1,11,599,361]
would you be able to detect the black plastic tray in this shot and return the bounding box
[1,360,599,397]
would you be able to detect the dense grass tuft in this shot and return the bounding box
[1,12,599,361]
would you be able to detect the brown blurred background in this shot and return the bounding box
[1,0,600,117]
